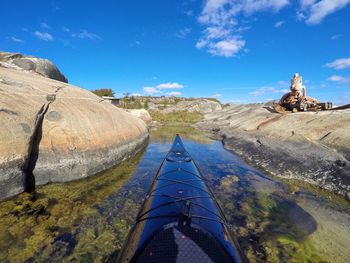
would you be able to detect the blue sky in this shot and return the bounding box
[1,0,350,104]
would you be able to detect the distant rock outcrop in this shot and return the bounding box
[125,109,152,124]
[0,51,68,83]
[0,66,148,200]
[120,96,222,115]
[196,103,350,198]
[163,99,222,114]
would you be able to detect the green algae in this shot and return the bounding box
[280,177,350,206]
[213,173,331,263]
[0,149,145,262]
[1,126,349,262]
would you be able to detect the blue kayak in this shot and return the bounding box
[117,134,246,263]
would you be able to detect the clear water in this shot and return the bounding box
[0,126,349,262]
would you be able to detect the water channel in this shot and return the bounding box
[0,126,349,262]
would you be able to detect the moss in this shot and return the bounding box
[280,177,350,205]
[0,149,145,262]
[258,193,277,211]
[213,174,328,263]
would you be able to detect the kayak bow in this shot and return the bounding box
[117,134,245,263]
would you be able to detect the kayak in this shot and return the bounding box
[117,134,246,263]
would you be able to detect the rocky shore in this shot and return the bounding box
[0,65,148,200]
[196,103,350,199]
[0,52,68,83]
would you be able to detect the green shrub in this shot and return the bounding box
[91,89,114,97]
[119,97,143,109]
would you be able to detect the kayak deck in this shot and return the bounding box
[135,224,232,263]
[117,135,245,263]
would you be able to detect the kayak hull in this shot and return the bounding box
[117,135,245,263]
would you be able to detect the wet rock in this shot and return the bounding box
[346,192,350,201]
[48,233,77,259]
[196,103,350,198]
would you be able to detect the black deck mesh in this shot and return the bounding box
[134,226,232,263]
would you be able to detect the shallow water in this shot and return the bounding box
[0,126,349,262]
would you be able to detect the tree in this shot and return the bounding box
[91,88,114,97]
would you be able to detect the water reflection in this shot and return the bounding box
[0,126,349,262]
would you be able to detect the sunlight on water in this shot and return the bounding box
[0,126,349,262]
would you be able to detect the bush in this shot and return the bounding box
[91,89,114,97]
[206,98,222,104]
[118,97,144,109]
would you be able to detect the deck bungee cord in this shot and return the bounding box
[116,134,246,263]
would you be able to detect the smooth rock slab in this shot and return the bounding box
[0,67,148,200]
[196,103,350,198]
[0,51,68,83]
[125,109,152,124]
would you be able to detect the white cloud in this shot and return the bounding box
[130,40,141,47]
[196,0,348,58]
[9,36,23,43]
[197,0,289,57]
[143,87,161,94]
[40,22,51,29]
[63,28,102,41]
[299,0,350,25]
[280,88,290,93]
[34,31,54,41]
[142,82,185,95]
[157,82,184,89]
[278,80,289,87]
[76,30,102,40]
[325,58,350,70]
[243,0,290,14]
[204,26,231,39]
[274,20,285,27]
[328,75,350,83]
[331,34,341,40]
[167,91,182,96]
[184,10,194,16]
[196,39,207,49]
[250,86,288,96]
[211,93,222,98]
[300,0,318,9]
[175,28,191,39]
[209,39,245,57]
